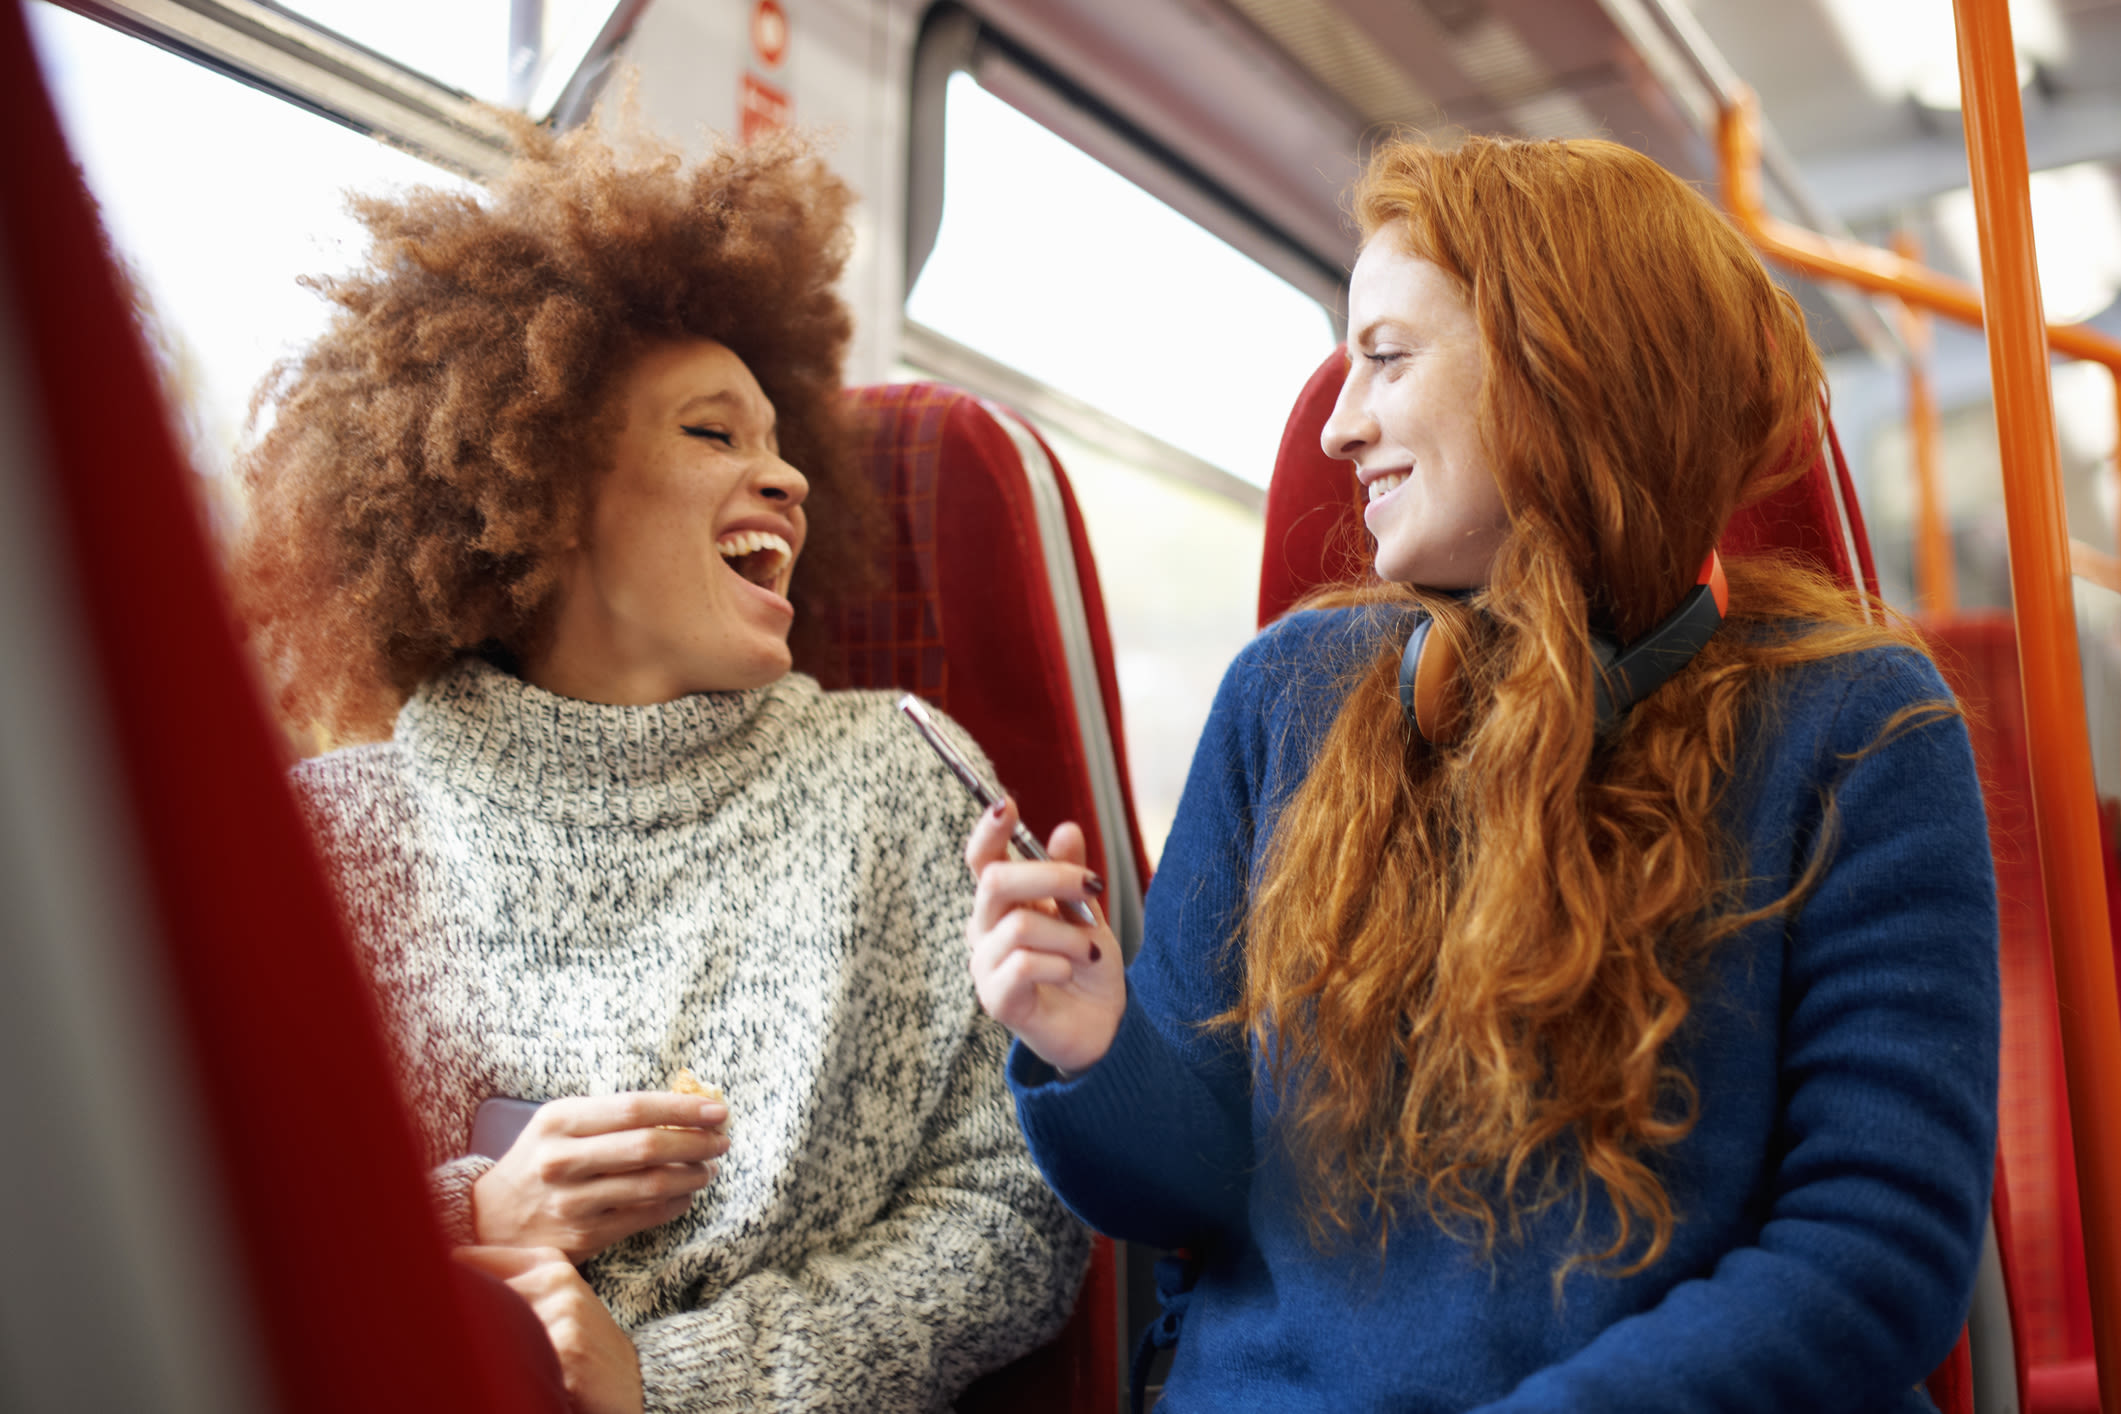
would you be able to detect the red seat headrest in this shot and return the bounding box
[1257,348,1879,629]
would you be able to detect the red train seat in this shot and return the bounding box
[1258,347,1876,630]
[1927,616,2104,1413]
[836,381,1156,1413]
[838,383,1151,932]
[0,3,553,1408]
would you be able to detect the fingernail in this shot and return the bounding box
[1083,872,1106,896]
[1089,942,1103,963]
[699,1102,725,1124]
[988,802,1007,819]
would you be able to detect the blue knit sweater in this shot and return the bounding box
[1011,607,1999,1413]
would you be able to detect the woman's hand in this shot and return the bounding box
[472,1093,728,1262]
[453,1245,644,1414]
[965,800,1126,1075]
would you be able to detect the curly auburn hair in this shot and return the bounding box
[230,117,875,745]
[1236,137,1951,1278]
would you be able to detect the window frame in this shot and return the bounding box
[903,0,1347,323]
[38,0,646,179]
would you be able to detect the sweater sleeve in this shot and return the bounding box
[1008,623,1316,1247]
[1477,656,2001,1414]
[631,1010,1088,1414]
[426,1155,492,1247]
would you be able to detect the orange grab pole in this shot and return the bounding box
[1954,1,2121,1407]
[1720,28,2121,1408]
[1906,362,1955,615]
[1891,230,1958,619]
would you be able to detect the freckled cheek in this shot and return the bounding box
[638,484,727,560]
[609,509,723,603]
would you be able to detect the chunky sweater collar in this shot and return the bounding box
[394,657,811,827]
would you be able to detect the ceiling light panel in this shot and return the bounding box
[1820,0,2067,109]
[1221,0,1443,128]
[1934,161,2121,324]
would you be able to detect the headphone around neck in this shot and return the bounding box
[1399,552,1729,746]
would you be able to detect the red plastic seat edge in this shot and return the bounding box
[2,8,544,1410]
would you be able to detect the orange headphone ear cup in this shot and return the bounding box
[1397,551,1723,747]
[1399,615,1469,746]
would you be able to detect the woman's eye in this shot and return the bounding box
[1365,350,1405,369]
[681,425,734,445]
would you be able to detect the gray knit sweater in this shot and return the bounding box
[292,658,1088,1412]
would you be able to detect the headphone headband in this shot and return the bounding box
[1590,551,1727,729]
[1401,551,1727,746]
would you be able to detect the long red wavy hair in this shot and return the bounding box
[1237,136,1945,1276]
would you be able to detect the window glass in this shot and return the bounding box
[28,3,476,486]
[275,0,512,98]
[908,73,1337,489]
[275,0,625,109]
[906,73,1333,863]
[1031,426,1266,864]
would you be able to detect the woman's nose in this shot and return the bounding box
[1319,379,1375,463]
[756,454,809,508]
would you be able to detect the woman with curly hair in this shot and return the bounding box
[964,136,1998,1412]
[233,120,1086,1414]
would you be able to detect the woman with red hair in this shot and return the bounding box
[965,136,1997,1411]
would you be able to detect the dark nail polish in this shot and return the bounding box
[1083,872,1106,896]
[988,802,1007,819]
[1089,943,1103,963]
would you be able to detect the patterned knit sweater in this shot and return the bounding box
[293,659,1088,1413]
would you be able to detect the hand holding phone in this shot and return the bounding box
[901,695,1124,1075]
[467,1091,729,1262]
[897,695,1097,927]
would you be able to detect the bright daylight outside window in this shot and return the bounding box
[28,1,477,510]
[906,72,1340,861]
[275,0,628,112]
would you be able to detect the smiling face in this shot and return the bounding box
[524,339,809,704]
[1323,238,1510,589]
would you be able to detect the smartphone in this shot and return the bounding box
[897,694,1099,928]
[470,1095,545,1160]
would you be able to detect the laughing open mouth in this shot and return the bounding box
[717,529,791,588]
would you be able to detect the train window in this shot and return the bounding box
[27,2,475,489]
[1850,337,2121,791]
[908,72,1334,488]
[904,71,1337,860]
[273,0,636,113]
[272,0,519,103]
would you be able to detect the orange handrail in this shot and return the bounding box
[1718,15,2121,1406]
[1720,87,2121,594]
[1719,93,2121,377]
